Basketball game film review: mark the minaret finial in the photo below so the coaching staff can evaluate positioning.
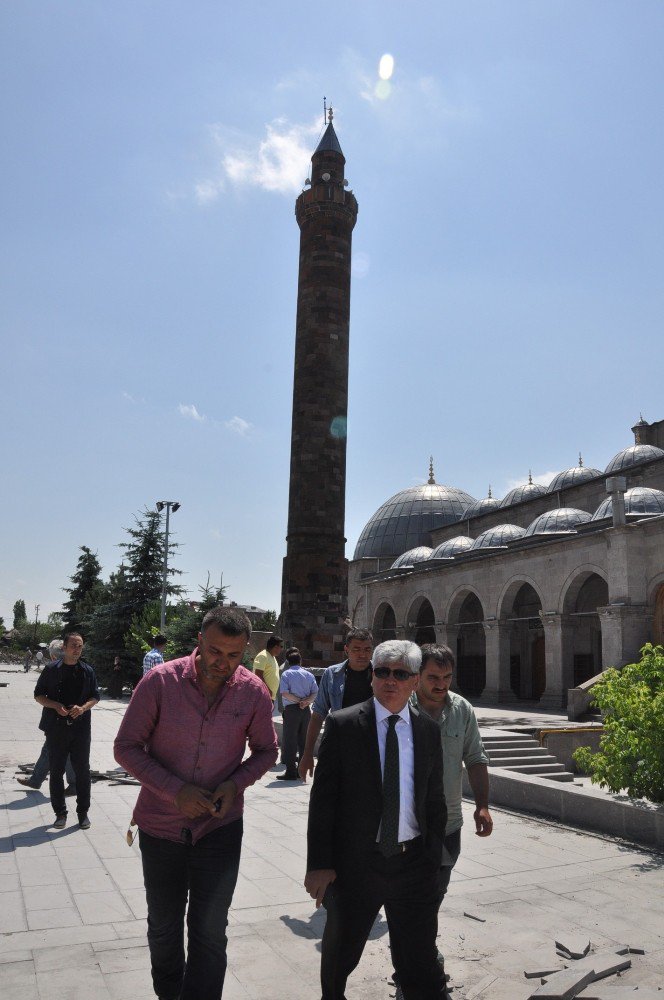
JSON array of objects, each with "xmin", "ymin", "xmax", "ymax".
[
  {"xmin": 579, "ymin": 452, "xmax": 583, "ymax": 467},
  {"xmin": 528, "ymin": 470, "xmax": 533, "ymax": 485},
  {"xmin": 328, "ymin": 104, "xmax": 334, "ymax": 123},
  {"xmin": 323, "ymin": 96, "xmax": 326, "ymax": 127},
  {"xmin": 428, "ymin": 456, "xmax": 435, "ymax": 485},
  {"xmin": 488, "ymin": 485, "xmax": 492, "ymax": 498}
]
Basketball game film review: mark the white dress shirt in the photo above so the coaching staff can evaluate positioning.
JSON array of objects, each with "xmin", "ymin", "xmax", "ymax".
[{"xmin": 374, "ymin": 698, "xmax": 421, "ymax": 843}]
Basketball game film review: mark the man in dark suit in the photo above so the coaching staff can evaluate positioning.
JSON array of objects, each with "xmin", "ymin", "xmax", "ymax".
[{"xmin": 305, "ymin": 639, "xmax": 449, "ymax": 1000}]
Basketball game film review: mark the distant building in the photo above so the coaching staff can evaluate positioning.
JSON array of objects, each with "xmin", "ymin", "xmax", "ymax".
[{"xmin": 348, "ymin": 417, "xmax": 664, "ymax": 709}]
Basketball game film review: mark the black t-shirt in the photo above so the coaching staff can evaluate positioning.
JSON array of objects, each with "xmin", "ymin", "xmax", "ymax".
[
  {"xmin": 342, "ymin": 664, "xmax": 373, "ymax": 708},
  {"xmin": 59, "ymin": 663, "xmax": 85, "ymax": 708}
]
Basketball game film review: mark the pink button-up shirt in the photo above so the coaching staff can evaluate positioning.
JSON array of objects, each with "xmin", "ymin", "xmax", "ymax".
[{"xmin": 114, "ymin": 649, "xmax": 278, "ymax": 844}]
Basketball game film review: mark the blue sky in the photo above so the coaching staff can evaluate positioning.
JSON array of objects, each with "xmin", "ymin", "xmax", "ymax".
[{"xmin": 2, "ymin": 1, "xmax": 663, "ymax": 626}]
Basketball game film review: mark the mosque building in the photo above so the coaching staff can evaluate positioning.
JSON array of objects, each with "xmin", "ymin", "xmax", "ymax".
[{"xmin": 348, "ymin": 417, "xmax": 664, "ymax": 710}]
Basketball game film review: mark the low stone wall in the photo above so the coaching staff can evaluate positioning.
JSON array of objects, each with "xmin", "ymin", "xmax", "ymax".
[
  {"xmin": 464, "ymin": 766, "xmax": 664, "ymax": 851},
  {"xmin": 540, "ymin": 728, "xmax": 603, "ymax": 773}
]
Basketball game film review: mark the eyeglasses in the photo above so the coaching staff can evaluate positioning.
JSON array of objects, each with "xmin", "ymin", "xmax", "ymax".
[{"xmin": 372, "ymin": 666, "xmax": 413, "ymax": 682}]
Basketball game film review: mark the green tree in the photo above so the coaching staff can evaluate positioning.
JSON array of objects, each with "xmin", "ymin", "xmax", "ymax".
[
  {"xmin": 574, "ymin": 644, "xmax": 664, "ymax": 803},
  {"xmin": 120, "ymin": 508, "xmax": 183, "ymax": 609},
  {"xmin": 253, "ymin": 610, "xmax": 278, "ymax": 631},
  {"xmin": 165, "ymin": 575, "xmax": 228, "ymax": 658},
  {"xmin": 13, "ymin": 599, "xmax": 27, "ymax": 627},
  {"xmin": 62, "ymin": 546, "xmax": 106, "ymax": 632}
]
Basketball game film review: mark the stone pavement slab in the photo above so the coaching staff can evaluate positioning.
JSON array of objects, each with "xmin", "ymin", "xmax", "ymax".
[{"xmin": 1, "ymin": 664, "xmax": 663, "ymax": 999}]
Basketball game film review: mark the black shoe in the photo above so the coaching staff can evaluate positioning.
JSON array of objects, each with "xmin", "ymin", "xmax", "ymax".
[
  {"xmin": 78, "ymin": 813, "xmax": 91, "ymax": 830},
  {"xmin": 64, "ymin": 786, "xmax": 77, "ymax": 797},
  {"xmin": 277, "ymin": 771, "xmax": 299, "ymax": 781},
  {"xmin": 53, "ymin": 813, "xmax": 67, "ymax": 829},
  {"xmin": 17, "ymin": 776, "xmax": 40, "ymax": 790}
]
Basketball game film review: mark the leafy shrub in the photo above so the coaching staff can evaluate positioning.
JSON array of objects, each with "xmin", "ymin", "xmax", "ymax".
[{"xmin": 573, "ymin": 644, "xmax": 664, "ymax": 803}]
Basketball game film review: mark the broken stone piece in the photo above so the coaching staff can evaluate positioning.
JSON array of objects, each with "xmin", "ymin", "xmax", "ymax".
[
  {"xmin": 567, "ymin": 951, "xmax": 631, "ymax": 982},
  {"xmin": 463, "ymin": 911, "xmax": 487, "ymax": 922},
  {"xmin": 525, "ymin": 966, "xmax": 565, "ymax": 980},
  {"xmin": 529, "ymin": 967, "xmax": 596, "ymax": 999},
  {"xmin": 554, "ymin": 936, "xmax": 591, "ymax": 960}
]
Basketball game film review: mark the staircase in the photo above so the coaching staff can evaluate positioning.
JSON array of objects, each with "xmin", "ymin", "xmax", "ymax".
[{"xmin": 482, "ymin": 731, "xmax": 576, "ymax": 782}]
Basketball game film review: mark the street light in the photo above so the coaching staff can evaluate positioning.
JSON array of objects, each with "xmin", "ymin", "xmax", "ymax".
[{"xmin": 156, "ymin": 501, "xmax": 181, "ymax": 631}]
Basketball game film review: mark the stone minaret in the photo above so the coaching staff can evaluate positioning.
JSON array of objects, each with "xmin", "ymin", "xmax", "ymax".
[{"xmin": 281, "ymin": 111, "xmax": 359, "ymax": 665}]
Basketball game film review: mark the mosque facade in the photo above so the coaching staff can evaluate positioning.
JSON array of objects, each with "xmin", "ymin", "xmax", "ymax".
[{"xmin": 348, "ymin": 417, "xmax": 664, "ymax": 709}]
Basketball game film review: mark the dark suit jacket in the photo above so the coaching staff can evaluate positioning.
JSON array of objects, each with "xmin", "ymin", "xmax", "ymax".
[{"xmin": 306, "ymin": 698, "xmax": 446, "ymax": 877}]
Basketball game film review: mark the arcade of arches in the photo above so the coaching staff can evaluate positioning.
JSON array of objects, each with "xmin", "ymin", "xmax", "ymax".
[{"xmin": 366, "ymin": 562, "xmax": 657, "ymax": 709}]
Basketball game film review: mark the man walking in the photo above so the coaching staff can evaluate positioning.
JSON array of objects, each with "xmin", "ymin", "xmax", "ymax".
[
  {"xmin": 305, "ymin": 639, "xmax": 449, "ymax": 1000},
  {"xmin": 33, "ymin": 633, "xmax": 100, "ymax": 829},
  {"xmin": 277, "ymin": 649, "xmax": 318, "ymax": 781},
  {"xmin": 114, "ymin": 606, "xmax": 278, "ymax": 1000},
  {"xmin": 143, "ymin": 634, "xmax": 167, "ymax": 676},
  {"xmin": 298, "ymin": 627, "xmax": 373, "ymax": 780}
]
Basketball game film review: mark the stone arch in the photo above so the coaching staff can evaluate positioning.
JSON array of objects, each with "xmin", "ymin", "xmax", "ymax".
[
  {"xmin": 499, "ymin": 579, "xmax": 545, "ymax": 700},
  {"xmin": 648, "ymin": 574, "xmax": 664, "ymax": 646},
  {"xmin": 406, "ymin": 594, "xmax": 436, "ymax": 646},
  {"xmin": 561, "ymin": 567, "xmax": 609, "ymax": 686},
  {"xmin": 455, "ymin": 591, "xmax": 486, "ymax": 698},
  {"xmin": 559, "ymin": 565, "xmax": 609, "ymax": 615},
  {"xmin": 372, "ymin": 601, "xmax": 397, "ymax": 643},
  {"xmin": 446, "ymin": 584, "xmax": 486, "ymax": 625}
]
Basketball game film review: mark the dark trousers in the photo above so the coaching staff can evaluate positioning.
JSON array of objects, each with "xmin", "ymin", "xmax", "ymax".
[
  {"xmin": 321, "ymin": 845, "xmax": 446, "ymax": 1000},
  {"xmin": 139, "ymin": 819, "xmax": 243, "ymax": 1000},
  {"xmin": 281, "ymin": 704, "xmax": 311, "ymax": 772},
  {"xmin": 46, "ymin": 722, "xmax": 91, "ymax": 817},
  {"xmin": 437, "ymin": 828, "xmax": 462, "ymax": 904}
]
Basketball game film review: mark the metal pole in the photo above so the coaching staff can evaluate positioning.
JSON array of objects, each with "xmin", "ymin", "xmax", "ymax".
[
  {"xmin": 160, "ymin": 504, "xmax": 170, "ymax": 632},
  {"xmin": 33, "ymin": 604, "xmax": 40, "ymax": 645}
]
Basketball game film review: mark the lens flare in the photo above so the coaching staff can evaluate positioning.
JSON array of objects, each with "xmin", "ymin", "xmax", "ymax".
[
  {"xmin": 375, "ymin": 80, "xmax": 392, "ymax": 101},
  {"xmin": 379, "ymin": 53, "xmax": 394, "ymax": 80},
  {"xmin": 330, "ymin": 416, "xmax": 347, "ymax": 439}
]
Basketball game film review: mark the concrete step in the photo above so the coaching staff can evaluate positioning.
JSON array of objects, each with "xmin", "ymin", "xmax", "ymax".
[
  {"xmin": 489, "ymin": 754, "xmax": 560, "ymax": 767},
  {"xmin": 503, "ymin": 762, "xmax": 566, "ymax": 774},
  {"xmin": 483, "ymin": 739, "xmax": 540, "ymax": 749},
  {"xmin": 488, "ymin": 746, "xmax": 550, "ymax": 758},
  {"xmin": 545, "ymin": 772, "xmax": 576, "ymax": 782}
]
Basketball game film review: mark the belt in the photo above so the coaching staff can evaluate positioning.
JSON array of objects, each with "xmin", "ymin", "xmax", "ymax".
[{"xmin": 375, "ymin": 835, "xmax": 423, "ymax": 856}]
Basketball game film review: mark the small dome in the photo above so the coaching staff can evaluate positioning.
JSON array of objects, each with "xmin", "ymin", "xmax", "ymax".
[
  {"xmin": 429, "ymin": 536, "xmax": 474, "ymax": 559},
  {"xmin": 525, "ymin": 507, "xmax": 592, "ymax": 537},
  {"xmin": 469, "ymin": 524, "xmax": 526, "ymax": 550},
  {"xmin": 500, "ymin": 475, "xmax": 547, "ymax": 508},
  {"xmin": 604, "ymin": 444, "xmax": 664, "ymax": 474},
  {"xmin": 592, "ymin": 486, "xmax": 664, "ymax": 521},
  {"xmin": 353, "ymin": 478, "xmax": 475, "ymax": 560},
  {"xmin": 390, "ymin": 546, "xmax": 433, "ymax": 569},
  {"xmin": 462, "ymin": 488, "xmax": 502, "ymax": 519},
  {"xmin": 547, "ymin": 458, "xmax": 602, "ymax": 493}
]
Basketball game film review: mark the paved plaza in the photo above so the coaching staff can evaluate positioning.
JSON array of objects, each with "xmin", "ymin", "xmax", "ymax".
[{"xmin": 1, "ymin": 665, "xmax": 663, "ymax": 999}]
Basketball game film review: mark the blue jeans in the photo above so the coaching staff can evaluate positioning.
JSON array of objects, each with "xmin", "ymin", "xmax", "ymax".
[
  {"xmin": 139, "ymin": 819, "xmax": 243, "ymax": 1000},
  {"xmin": 30, "ymin": 740, "xmax": 76, "ymax": 790}
]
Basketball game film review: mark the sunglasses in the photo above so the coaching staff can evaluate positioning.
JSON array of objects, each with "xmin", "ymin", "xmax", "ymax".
[{"xmin": 372, "ymin": 666, "xmax": 413, "ymax": 682}]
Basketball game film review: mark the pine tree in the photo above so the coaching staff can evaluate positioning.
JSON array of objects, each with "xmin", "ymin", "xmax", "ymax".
[
  {"xmin": 119, "ymin": 508, "xmax": 183, "ymax": 609},
  {"xmin": 13, "ymin": 599, "xmax": 27, "ymax": 627},
  {"xmin": 62, "ymin": 547, "xmax": 106, "ymax": 632}
]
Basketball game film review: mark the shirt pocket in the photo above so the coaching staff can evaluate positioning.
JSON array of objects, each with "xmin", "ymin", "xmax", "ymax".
[{"xmin": 441, "ymin": 732, "xmax": 464, "ymax": 775}]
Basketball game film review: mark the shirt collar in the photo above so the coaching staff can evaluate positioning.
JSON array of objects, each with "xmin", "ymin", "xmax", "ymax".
[{"xmin": 374, "ymin": 697, "xmax": 411, "ymax": 726}]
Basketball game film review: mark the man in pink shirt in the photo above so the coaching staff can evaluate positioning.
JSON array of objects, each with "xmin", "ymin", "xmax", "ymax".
[{"xmin": 114, "ymin": 606, "xmax": 278, "ymax": 1000}]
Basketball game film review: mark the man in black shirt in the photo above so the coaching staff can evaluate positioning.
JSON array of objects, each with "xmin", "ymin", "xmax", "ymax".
[
  {"xmin": 298, "ymin": 628, "xmax": 373, "ymax": 780},
  {"xmin": 34, "ymin": 632, "xmax": 100, "ymax": 830}
]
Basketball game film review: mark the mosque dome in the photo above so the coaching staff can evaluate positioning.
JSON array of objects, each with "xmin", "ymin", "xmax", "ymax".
[
  {"xmin": 429, "ymin": 535, "xmax": 474, "ymax": 559},
  {"xmin": 390, "ymin": 546, "xmax": 433, "ymax": 569},
  {"xmin": 547, "ymin": 456, "xmax": 602, "ymax": 493},
  {"xmin": 604, "ymin": 444, "xmax": 664, "ymax": 474},
  {"xmin": 353, "ymin": 460, "xmax": 475, "ymax": 559},
  {"xmin": 500, "ymin": 474, "xmax": 547, "ymax": 508},
  {"xmin": 469, "ymin": 524, "xmax": 526, "ymax": 551},
  {"xmin": 592, "ymin": 486, "xmax": 664, "ymax": 522},
  {"xmin": 461, "ymin": 488, "xmax": 502, "ymax": 519},
  {"xmin": 524, "ymin": 508, "xmax": 592, "ymax": 537}
]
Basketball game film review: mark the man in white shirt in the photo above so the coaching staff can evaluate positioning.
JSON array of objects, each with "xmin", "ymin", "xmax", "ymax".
[{"xmin": 305, "ymin": 639, "xmax": 449, "ymax": 1000}]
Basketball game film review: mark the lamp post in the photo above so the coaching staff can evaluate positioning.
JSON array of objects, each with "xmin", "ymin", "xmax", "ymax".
[{"xmin": 156, "ymin": 501, "xmax": 180, "ymax": 631}]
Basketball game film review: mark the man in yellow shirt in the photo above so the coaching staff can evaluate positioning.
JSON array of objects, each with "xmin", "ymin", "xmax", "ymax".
[{"xmin": 253, "ymin": 635, "xmax": 283, "ymax": 703}]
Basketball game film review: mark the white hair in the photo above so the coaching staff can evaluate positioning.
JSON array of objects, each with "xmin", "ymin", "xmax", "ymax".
[
  {"xmin": 372, "ymin": 639, "xmax": 421, "ymax": 675},
  {"xmin": 48, "ymin": 639, "xmax": 64, "ymax": 660}
]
